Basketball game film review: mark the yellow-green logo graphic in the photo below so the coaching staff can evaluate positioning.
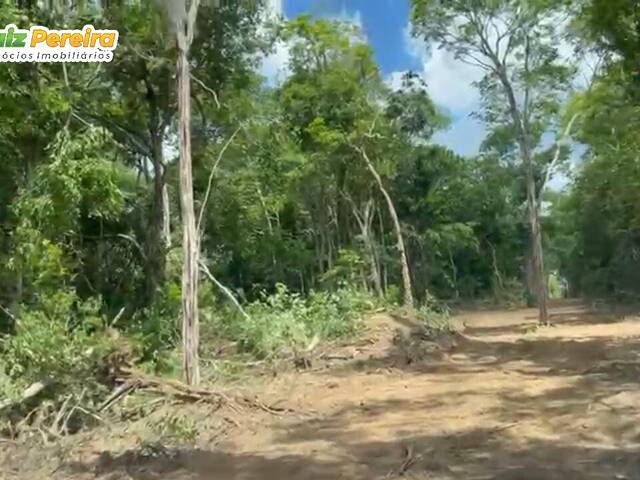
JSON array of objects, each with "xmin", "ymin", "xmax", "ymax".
[{"xmin": 0, "ymin": 24, "xmax": 119, "ymax": 62}]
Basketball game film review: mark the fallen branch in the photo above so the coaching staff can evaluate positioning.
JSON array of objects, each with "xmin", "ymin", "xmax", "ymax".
[
  {"xmin": 98, "ymin": 379, "xmax": 140, "ymax": 413},
  {"xmin": 116, "ymin": 368, "xmax": 293, "ymax": 416},
  {"xmin": 385, "ymin": 444, "xmax": 427, "ymax": 478},
  {"xmin": 109, "ymin": 307, "xmax": 126, "ymax": 328},
  {"xmin": 0, "ymin": 381, "xmax": 49, "ymax": 412},
  {"xmin": 51, "ymin": 394, "xmax": 72, "ymax": 436}
]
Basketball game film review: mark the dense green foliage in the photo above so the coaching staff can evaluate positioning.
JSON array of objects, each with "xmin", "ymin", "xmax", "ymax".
[
  {"xmin": 545, "ymin": 1, "xmax": 640, "ymax": 299},
  {"xmin": 1, "ymin": 0, "xmax": 639, "ymax": 436}
]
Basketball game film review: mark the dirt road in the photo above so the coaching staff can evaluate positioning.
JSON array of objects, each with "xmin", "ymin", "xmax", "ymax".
[{"xmin": 7, "ymin": 301, "xmax": 640, "ymax": 479}]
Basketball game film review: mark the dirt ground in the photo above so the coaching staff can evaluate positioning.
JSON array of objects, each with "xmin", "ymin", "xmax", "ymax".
[{"xmin": 4, "ymin": 300, "xmax": 640, "ymax": 479}]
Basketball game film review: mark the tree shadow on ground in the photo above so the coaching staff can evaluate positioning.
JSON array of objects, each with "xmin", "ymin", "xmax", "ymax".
[
  {"xmin": 63, "ymin": 399, "xmax": 640, "ymax": 480},
  {"xmin": 61, "ymin": 302, "xmax": 640, "ymax": 480},
  {"xmin": 324, "ymin": 301, "xmax": 640, "ymax": 380}
]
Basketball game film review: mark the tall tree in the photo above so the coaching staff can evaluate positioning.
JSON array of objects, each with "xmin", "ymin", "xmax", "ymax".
[
  {"xmin": 168, "ymin": 0, "xmax": 201, "ymax": 385},
  {"xmin": 411, "ymin": 0, "xmax": 576, "ymax": 323},
  {"xmin": 93, "ymin": 4, "xmax": 174, "ymax": 303}
]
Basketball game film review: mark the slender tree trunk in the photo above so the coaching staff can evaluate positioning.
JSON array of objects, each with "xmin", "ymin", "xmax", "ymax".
[
  {"xmin": 377, "ymin": 206, "xmax": 388, "ymax": 294},
  {"xmin": 356, "ymin": 147, "xmax": 414, "ymax": 308},
  {"xmin": 176, "ymin": 26, "xmax": 200, "ymax": 386},
  {"xmin": 145, "ymin": 132, "xmax": 166, "ymax": 301},
  {"xmin": 366, "ymin": 233, "xmax": 383, "ymax": 297},
  {"xmin": 497, "ymin": 68, "xmax": 548, "ymax": 324},
  {"xmin": 524, "ymin": 241, "xmax": 536, "ymax": 306},
  {"xmin": 162, "ymin": 183, "xmax": 171, "ymax": 248},
  {"xmin": 346, "ymin": 195, "xmax": 383, "ymax": 297},
  {"xmin": 527, "ymin": 176, "xmax": 549, "ymax": 322},
  {"xmin": 448, "ymin": 247, "xmax": 459, "ymax": 300}
]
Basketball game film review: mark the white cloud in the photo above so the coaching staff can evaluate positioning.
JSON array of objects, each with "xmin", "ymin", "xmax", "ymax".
[
  {"xmin": 389, "ymin": 25, "xmax": 486, "ymax": 156},
  {"xmin": 258, "ymin": 0, "xmax": 290, "ymax": 85},
  {"xmin": 401, "ymin": 25, "xmax": 483, "ymax": 116},
  {"xmin": 331, "ymin": 7, "xmax": 363, "ymax": 28},
  {"xmin": 328, "ymin": 8, "xmax": 366, "ymax": 43},
  {"xmin": 433, "ymin": 115, "xmax": 486, "ymax": 157},
  {"xmin": 265, "ymin": 0, "xmax": 282, "ymax": 16},
  {"xmin": 260, "ymin": 41, "xmax": 291, "ymax": 85},
  {"xmin": 258, "ymin": 4, "xmax": 367, "ymax": 86}
]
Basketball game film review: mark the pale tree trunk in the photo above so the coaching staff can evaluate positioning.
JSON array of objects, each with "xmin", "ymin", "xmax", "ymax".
[
  {"xmin": 448, "ymin": 247, "xmax": 459, "ymax": 300},
  {"xmin": 528, "ymin": 185, "xmax": 548, "ymax": 322},
  {"xmin": 344, "ymin": 194, "xmax": 383, "ymax": 298},
  {"xmin": 470, "ymin": 23, "xmax": 549, "ymax": 323},
  {"xmin": 377, "ymin": 206, "xmax": 388, "ymax": 294},
  {"xmin": 497, "ymin": 67, "xmax": 549, "ymax": 324},
  {"xmin": 355, "ymin": 147, "xmax": 414, "ymax": 308},
  {"xmin": 162, "ymin": 183, "xmax": 171, "ymax": 248},
  {"xmin": 175, "ymin": 0, "xmax": 201, "ymax": 385}
]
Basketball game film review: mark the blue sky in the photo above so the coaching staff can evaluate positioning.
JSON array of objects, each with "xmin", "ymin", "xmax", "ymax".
[
  {"xmin": 262, "ymin": 0, "xmax": 487, "ymax": 157},
  {"xmin": 284, "ymin": 0, "xmax": 421, "ymax": 75}
]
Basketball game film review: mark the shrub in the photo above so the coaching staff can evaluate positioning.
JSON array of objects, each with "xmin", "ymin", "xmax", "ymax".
[
  {"xmin": 415, "ymin": 291, "xmax": 456, "ymax": 334},
  {"xmin": 205, "ymin": 284, "xmax": 376, "ymax": 359},
  {"xmin": 492, "ymin": 277, "xmax": 526, "ymax": 308},
  {"xmin": 128, "ymin": 281, "xmax": 182, "ymax": 370},
  {"xmin": 148, "ymin": 412, "xmax": 199, "ymax": 446},
  {"xmin": 0, "ymin": 290, "xmax": 121, "ymax": 429}
]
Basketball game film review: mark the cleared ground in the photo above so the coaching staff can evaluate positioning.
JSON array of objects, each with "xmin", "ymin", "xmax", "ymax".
[{"xmin": 4, "ymin": 300, "xmax": 640, "ymax": 479}]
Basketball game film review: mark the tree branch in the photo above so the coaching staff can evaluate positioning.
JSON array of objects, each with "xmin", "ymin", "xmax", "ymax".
[
  {"xmin": 186, "ymin": 0, "xmax": 202, "ymax": 47},
  {"xmin": 199, "ymin": 261, "xmax": 251, "ymax": 321},
  {"xmin": 191, "ymin": 74, "xmax": 221, "ymax": 109},
  {"xmin": 0, "ymin": 303, "xmax": 16, "ymax": 323},
  {"xmin": 539, "ymin": 112, "xmax": 580, "ymax": 200},
  {"xmin": 196, "ymin": 127, "xmax": 241, "ymax": 235}
]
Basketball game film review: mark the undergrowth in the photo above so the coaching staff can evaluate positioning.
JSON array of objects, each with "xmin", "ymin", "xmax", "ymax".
[
  {"xmin": 0, "ymin": 282, "xmax": 380, "ymax": 439},
  {"xmin": 415, "ymin": 291, "xmax": 458, "ymax": 334},
  {"xmin": 205, "ymin": 283, "xmax": 378, "ymax": 360}
]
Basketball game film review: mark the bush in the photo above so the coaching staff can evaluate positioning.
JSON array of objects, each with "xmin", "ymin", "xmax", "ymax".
[
  {"xmin": 0, "ymin": 290, "xmax": 121, "ymax": 428},
  {"xmin": 492, "ymin": 277, "xmax": 526, "ymax": 308},
  {"xmin": 128, "ymin": 281, "xmax": 182, "ymax": 370},
  {"xmin": 205, "ymin": 284, "xmax": 377, "ymax": 359},
  {"xmin": 415, "ymin": 291, "xmax": 456, "ymax": 334}
]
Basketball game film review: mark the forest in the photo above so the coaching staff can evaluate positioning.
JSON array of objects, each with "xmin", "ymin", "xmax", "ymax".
[{"xmin": 1, "ymin": 0, "xmax": 640, "ymax": 478}]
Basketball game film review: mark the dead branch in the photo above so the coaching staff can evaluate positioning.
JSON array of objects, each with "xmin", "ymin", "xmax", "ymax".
[
  {"xmin": 539, "ymin": 112, "xmax": 580, "ymax": 202},
  {"xmin": 116, "ymin": 368, "xmax": 293, "ymax": 416},
  {"xmin": 191, "ymin": 74, "xmax": 221, "ymax": 109},
  {"xmin": 110, "ymin": 307, "xmax": 126, "ymax": 328},
  {"xmin": 0, "ymin": 302, "xmax": 16, "ymax": 322},
  {"xmin": 385, "ymin": 443, "xmax": 426, "ymax": 478},
  {"xmin": 0, "ymin": 381, "xmax": 49, "ymax": 412},
  {"xmin": 51, "ymin": 394, "xmax": 72, "ymax": 436},
  {"xmin": 199, "ymin": 260, "xmax": 251, "ymax": 321},
  {"xmin": 98, "ymin": 379, "xmax": 140, "ymax": 413},
  {"xmin": 196, "ymin": 126, "xmax": 241, "ymax": 235}
]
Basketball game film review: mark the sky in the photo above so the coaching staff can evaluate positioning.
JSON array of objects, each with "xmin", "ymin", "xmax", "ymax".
[{"xmin": 263, "ymin": 0, "xmax": 487, "ymax": 157}]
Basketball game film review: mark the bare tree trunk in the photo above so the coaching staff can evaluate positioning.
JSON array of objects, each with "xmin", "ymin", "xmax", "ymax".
[
  {"xmin": 488, "ymin": 240, "xmax": 505, "ymax": 293},
  {"xmin": 377, "ymin": 206, "xmax": 388, "ymax": 294},
  {"xmin": 162, "ymin": 183, "xmax": 171, "ymax": 248},
  {"xmin": 496, "ymin": 66, "xmax": 548, "ymax": 324},
  {"xmin": 527, "ymin": 179, "xmax": 548, "ymax": 322},
  {"xmin": 145, "ymin": 132, "xmax": 166, "ymax": 301},
  {"xmin": 176, "ymin": 14, "xmax": 200, "ymax": 386},
  {"xmin": 344, "ymin": 195, "xmax": 383, "ymax": 297},
  {"xmin": 448, "ymin": 247, "xmax": 459, "ymax": 300},
  {"xmin": 355, "ymin": 146, "xmax": 414, "ymax": 308}
]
